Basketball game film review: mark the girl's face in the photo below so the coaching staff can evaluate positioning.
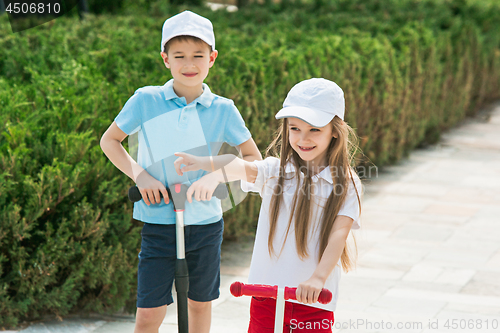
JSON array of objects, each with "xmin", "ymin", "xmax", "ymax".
[{"xmin": 288, "ymin": 118, "xmax": 337, "ymax": 170}]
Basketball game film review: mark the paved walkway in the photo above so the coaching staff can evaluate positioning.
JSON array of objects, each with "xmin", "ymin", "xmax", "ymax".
[{"xmin": 11, "ymin": 102, "xmax": 500, "ymax": 332}]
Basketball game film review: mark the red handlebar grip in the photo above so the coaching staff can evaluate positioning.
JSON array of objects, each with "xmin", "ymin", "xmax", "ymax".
[
  {"xmin": 230, "ymin": 281, "xmax": 243, "ymax": 297},
  {"xmin": 318, "ymin": 289, "xmax": 333, "ymax": 304},
  {"xmin": 230, "ymin": 282, "xmax": 332, "ymax": 304},
  {"xmin": 230, "ymin": 282, "xmax": 277, "ymax": 298},
  {"xmin": 284, "ymin": 287, "xmax": 332, "ymax": 304}
]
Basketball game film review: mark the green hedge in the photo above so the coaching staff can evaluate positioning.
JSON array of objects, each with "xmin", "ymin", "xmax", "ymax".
[{"xmin": 1, "ymin": 0, "xmax": 500, "ymax": 327}]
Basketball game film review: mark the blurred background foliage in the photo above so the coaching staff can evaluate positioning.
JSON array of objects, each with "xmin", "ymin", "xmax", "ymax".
[{"xmin": 1, "ymin": 0, "xmax": 499, "ymax": 328}]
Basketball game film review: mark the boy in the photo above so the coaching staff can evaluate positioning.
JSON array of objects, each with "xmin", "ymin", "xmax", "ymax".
[{"xmin": 100, "ymin": 11, "xmax": 261, "ymax": 333}]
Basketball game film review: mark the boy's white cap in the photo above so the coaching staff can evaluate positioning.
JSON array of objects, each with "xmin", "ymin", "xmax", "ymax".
[
  {"xmin": 161, "ymin": 11, "xmax": 215, "ymax": 52},
  {"xmin": 275, "ymin": 78, "xmax": 345, "ymax": 127}
]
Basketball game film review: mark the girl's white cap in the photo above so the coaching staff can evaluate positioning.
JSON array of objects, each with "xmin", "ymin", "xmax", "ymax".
[
  {"xmin": 275, "ymin": 78, "xmax": 345, "ymax": 127},
  {"xmin": 161, "ymin": 11, "xmax": 215, "ymax": 52}
]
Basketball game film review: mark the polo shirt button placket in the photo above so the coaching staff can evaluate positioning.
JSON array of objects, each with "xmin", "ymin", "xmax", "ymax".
[{"xmin": 179, "ymin": 105, "xmax": 192, "ymax": 128}]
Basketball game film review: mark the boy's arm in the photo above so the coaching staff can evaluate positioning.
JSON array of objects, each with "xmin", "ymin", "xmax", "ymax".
[
  {"xmin": 100, "ymin": 121, "xmax": 169, "ymax": 205},
  {"xmin": 295, "ymin": 215, "xmax": 354, "ymax": 304},
  {"xmin": 236, "ymin": 138, "xmax": 262, "ymax": 162}
]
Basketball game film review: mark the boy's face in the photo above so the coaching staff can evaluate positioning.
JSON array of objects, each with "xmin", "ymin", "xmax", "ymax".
[{"xmin": 161, "ymin": 39, "xmax": 218, "ymax": 91}]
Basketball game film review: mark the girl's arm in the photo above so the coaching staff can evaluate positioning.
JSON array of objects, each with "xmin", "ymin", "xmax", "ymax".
[
  {"xmin": 296, "ymin": 215, "xmax": 354, "ymax": 304},
  {"xmin": 173, "ymin": 152, "xmax": 258, "ymax": 203}
]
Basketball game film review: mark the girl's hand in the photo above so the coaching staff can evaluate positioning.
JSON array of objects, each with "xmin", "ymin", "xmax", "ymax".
[
  {"xmin": 186, "ymin": 173, "xmax": 221, "ymax": 203},
  {"xmin": 174, "ymin": 152, "xmax": 210, "ymax": 176},
  {"xmin": 296, "ymin": 276, "xmax": 325, "ymax": 304},
  {"xmin": 135, "ymin": 171, "xmax": 169, "ymax": 206}
]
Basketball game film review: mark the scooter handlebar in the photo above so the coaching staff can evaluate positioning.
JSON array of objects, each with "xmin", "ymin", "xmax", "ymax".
[
  {"xmin": 128, "ymin": 183, "xmax": 228, "ymax": 203},
  {"xmin": 230, "ymin": 282, "xmax": 332, "ymax": 305}
]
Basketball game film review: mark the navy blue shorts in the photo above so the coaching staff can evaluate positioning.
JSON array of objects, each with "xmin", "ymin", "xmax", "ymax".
[{"xmin": 136, "ymin": 218, "xmax": 224, "ymax": 308}]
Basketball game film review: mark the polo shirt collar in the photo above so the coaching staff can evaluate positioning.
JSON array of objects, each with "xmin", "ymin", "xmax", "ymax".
[
  {"xmin": 163, "ymin": 79, "xmax": 214, "ymax": 108},
  {"xmin": 284, "ymin": 158, "xmax": 333, "ymax": 184}
]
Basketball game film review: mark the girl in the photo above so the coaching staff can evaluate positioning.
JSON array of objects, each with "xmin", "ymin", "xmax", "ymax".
[{"xmin": 174, "ymin": 78, "xmax": 362, "ymax": 332}]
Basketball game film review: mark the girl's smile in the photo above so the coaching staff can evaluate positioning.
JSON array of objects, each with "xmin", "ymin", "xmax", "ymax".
[{"xmin": 298, "ymin": 145, "xmax": 316, "ymax": 151}]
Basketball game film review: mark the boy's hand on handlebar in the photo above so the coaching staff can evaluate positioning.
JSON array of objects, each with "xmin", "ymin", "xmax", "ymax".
[
  {"xmin": 135, "ymin": 172, "xmax": 169, "ymax": 205},
  {"xmin": 296, "ymin": 276, "xmax": 325, "ymax": 304},
  {"xmin": 186, "ymin": 173, "xmax": 220, "ymax": 204},
  {"xmin": 174, "ymin": 152, "xmax": 210, "ymax": 176}
]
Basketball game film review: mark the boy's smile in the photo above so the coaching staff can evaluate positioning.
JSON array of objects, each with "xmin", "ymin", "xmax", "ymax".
[{"xmin": 161, "ymin": 39, "xmax": 218, "ymax": 104}]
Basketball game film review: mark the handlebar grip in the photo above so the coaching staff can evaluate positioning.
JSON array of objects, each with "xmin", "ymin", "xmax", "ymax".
[
  {"xmin": 128, "ymin": 184, "xmax": 228, "ymax": 203},
  {"xmin": 230, "ymin": 282, "xmax": 277, "ymax": 298},
  {"xmin": 230, "ymin": 282, "xmax": 333, "ymax": 305},
  {"xmin": 284, "ymin": 287, "xmax": 332, "ymax": 304}
]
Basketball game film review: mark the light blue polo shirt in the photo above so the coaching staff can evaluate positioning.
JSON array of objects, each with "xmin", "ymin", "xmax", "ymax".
[{"xmin": 114, "ymin": 79, "xmax": 252, "ymax": 225}]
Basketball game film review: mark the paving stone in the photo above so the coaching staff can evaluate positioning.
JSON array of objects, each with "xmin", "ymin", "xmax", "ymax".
[
  {"xmin": 443, "ymin": 302, "xmax": 500, "ymax": 317},
  {"xmin": 425, "ymin": 248, "xmax": 491, "ymax": 268},
  {"xmin": 362, "ymin": 194, "xmax": 433, "ymax": 213},
  {"xmin": 338, "ymin": 277, "xmax": 395, "ymax": 312},
  {"xmin": 484, "ymin": 250, "xmax": 500, "ymax": 272},
  {"xmin": 461, "ymin": 271, "xmax": 500, "ymax": 298},
  {"xmin": 387, "ymin": 288, "xmax": 500, "ymax": 308},
  {"xmin": 433, "ymin": 268, "xmax": 476, "ymax": 287},
  {"xmin": 390, "ymin": 222, "xmax": 455, "ymax": 242},
  {"xmin": 438, "ymin": 187, "xmax": 500, "ymax": 205},
  {"xmin": 410, "ymin": 212, "xmax": 470, "ymax": 226},
  {"xmin": 92, "ymin": 322, "xmax": 134, "ymax": 333},
  {"xmin": 355, "ymin": 229, "xmax": 395, "ymax": 244},
  {"xmin": 359, "ymin": 242, "xmax": 430, "ymax": 269},
  {"xmin": 359, "ymin": 210, "xmax": 412, "ymax": 227},
  {"xmin": 378, "ymin": 181, "xmax": 450, "ymax": 197},
  {"xmin": 368, "ymin": 293, "xmax": 446, "ymax": 320},
  {"xmin": 442, "ymin": 232, "xmax": 500, "ymax": 250},
  {"xmin": 347, "ymin": 266, "xmax": 407, "ymax": 281},
  {"xmin": 19, "ymin": 319, "xmax": 107, "ymax": 333},
  {"xmin": 422, "ymin": 204, "xmax": 480, "ymax": 217},
  {"xmin": 402, "ymin": 263, "xmax": 445, "ymax": 282}
]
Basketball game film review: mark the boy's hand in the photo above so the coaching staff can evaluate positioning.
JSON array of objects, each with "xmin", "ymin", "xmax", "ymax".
[
  {"xmin": 135, "ymin": 172, "xmax": 169, "ymax": 206},
  {"xmin": 174, "ymin": 152, "xmax": 210, "ymax": 176},
  {"xmin": 296, "ymin": 276, "xmax": 325, "ymax": 304},
  {"xmin": 186, "ymin": 173, "xmax": 220, "ymax": 203}
]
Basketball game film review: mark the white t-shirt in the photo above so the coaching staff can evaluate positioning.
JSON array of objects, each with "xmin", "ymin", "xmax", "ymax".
[{"xmin": 243, "ymin": 157, "xmax": 362, "ymax": 312}]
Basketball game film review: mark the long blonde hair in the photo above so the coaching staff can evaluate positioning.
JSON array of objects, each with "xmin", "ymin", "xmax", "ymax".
[{"xmin": 266, "ymin": 116, "xmax": 362, "ymax": 273}]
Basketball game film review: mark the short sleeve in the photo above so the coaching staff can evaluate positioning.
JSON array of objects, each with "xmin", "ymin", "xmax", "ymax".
[
  {"xmin": 241, "ymin": 157, "xmax": 281, "ymax": 196},
  {"xmin": 337, "ymin": 172, "xmax": 363, "ymax": 229},
  {"xmin": 114, "ymin": 90, "xmax": 143, "ymax": 135},
  {"xmin": 223, "ymin": 101, "xmax": 252, "ymax": 147}
]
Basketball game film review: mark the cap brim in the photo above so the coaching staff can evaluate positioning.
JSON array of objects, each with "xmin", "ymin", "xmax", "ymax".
[
  {"xmin": 275, "ymin": 106, "xmax": 334, "ymax": 128},
  {"xmin": 161, "ymin": 32, "xmax": 215, "ymax": 52}
]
